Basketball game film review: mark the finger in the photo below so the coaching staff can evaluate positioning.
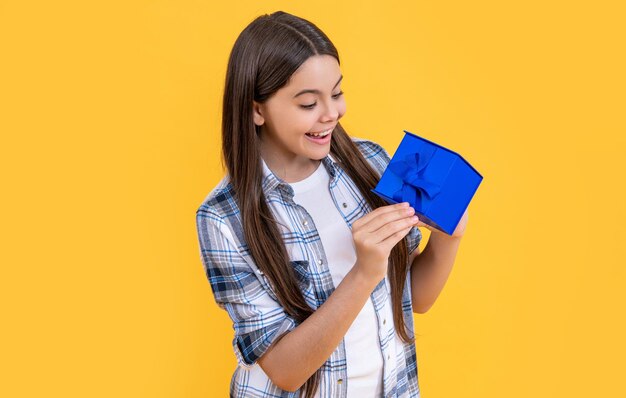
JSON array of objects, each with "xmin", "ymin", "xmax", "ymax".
[
  {"xmin": 356, "ymin": 202, "xmax": 409, "ymax": 230},
  {"xmin": 415, "ymin": 220, "xmax": 429, "ymax": 229},
  {"xmin": 372, "ymin": 216, "xmax": 419, "ymax": 244},
  {"xmin": 356, "ymin": 202, "xmax": 409, "ymax": 229},
  {"xmin": 380, "ymin": 225, "xmax": 414, "ymax": 249},
  {"xmin": 366, "ymin": 206, "xmax": 417, "ymax": 234}
]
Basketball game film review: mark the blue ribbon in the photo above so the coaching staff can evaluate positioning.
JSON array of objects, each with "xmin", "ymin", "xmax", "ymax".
[{"xmin": 388, "ymin": 150, "xmax": 442, "ymax": 208}]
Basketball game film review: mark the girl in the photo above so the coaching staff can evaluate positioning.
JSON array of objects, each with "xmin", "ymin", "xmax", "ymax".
[{"xmin": 196, "ymin": 11, "xmax": 467, "ymax": 398}]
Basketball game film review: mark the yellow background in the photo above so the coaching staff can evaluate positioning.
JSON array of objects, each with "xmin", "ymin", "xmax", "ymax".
[{"xmin": 2, "ymin": 1, "xmax": 625, "ymax": 397}]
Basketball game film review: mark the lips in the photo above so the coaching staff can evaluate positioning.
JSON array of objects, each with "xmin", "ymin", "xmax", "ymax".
[
  {"xmin": 304, "ymin": 128, "xmax": 333, "ymax": 145},
  {"xmin": 305, "ymin": 125, "xmax": 335, "ymax": 138}
]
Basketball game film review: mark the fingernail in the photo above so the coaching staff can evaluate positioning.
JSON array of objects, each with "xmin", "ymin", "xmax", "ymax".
[{"xmin": 401, "ymin": 202, "xmax": 410, "ymax": 207}]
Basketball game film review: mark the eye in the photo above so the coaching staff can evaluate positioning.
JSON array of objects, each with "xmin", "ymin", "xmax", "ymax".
[{"xmin": 299, "ymin": 91, "xmax": 344, "ymax": 110}]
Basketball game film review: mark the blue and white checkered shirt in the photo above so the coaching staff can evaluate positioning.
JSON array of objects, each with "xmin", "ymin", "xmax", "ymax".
[{"xmin": 196, "ymin": 137, "xmax": 423, "ymax": 397}]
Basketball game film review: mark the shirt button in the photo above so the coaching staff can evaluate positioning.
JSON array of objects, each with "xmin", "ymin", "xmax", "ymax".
[
  {"xmin": 387, "ymin": 354, "xmax": 391, "ymax": 360},
  {"xmin": 303, "ymin": 220, "xmax": 308, "ymax": 226},
  {"xmin": 342, "ymin": 202, "xmax": 348, "ymax": 208},
  {"xmin": 337, "ymin": 379, "xmax": 343, "ymax": 384},
  {"xmin": 383, "ymin": 318, "xmax": 386, "ymax": 325},
  {"xmin": 317, "ymin": 259, "xmax": 323, "ymax": 265}
]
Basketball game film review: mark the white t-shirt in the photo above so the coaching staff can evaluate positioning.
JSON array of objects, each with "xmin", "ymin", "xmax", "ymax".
[{"xmin": 289, "ymin": 161, "xmax": 384, "ymax": 397}]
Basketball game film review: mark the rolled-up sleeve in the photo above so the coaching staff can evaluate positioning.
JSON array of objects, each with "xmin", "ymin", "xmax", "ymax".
[{"xmin": 196, "ymin": 207, "xmax": 297, "ymax": 368}]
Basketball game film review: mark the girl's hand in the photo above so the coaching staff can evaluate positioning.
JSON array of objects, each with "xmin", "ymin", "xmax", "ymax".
[
  {"xmin": 415, "ymin": 208, "xmax": 468, "ymax": 238},
  {"xmin": 351, "ymin": 202, "xmax": 419, "ymax": 283}
]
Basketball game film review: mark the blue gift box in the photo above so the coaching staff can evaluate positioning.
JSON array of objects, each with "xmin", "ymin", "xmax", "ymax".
[{"xmin": 372, "ymin": 130, "xmax": 483, "ymax": 235}]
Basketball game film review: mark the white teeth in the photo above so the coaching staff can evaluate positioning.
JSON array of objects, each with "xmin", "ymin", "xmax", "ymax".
[{"xmin": 307, "ymin": 128, "xmax": 332, "ymax": 137}]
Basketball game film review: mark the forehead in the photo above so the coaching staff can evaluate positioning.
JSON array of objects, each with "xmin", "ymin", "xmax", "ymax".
[{"xmin": 285, "ymin": 55, "xmax": 341, "ymax": 90}]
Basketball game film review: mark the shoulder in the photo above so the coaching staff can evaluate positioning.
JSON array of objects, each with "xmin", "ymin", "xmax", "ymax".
[
  {"xmin": 351, "ymin": 136, "xmax": 391, "ymax": 160},
  {"xmin": 195, "ymin": 175, "xmax": 240, "ymax": 235},
  {"xmin": 350, "ymin": 136, "xmax": 392, "ymax": 177},
  {"xmin": 196, "ymin": 175, "xmax": 236, "ymax": 215},
  {"xmin": 195, "ymin": 175, "xmax": 250, "ymax": 269}
]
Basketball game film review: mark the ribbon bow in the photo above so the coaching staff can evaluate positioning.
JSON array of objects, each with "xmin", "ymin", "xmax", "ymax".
[{"xmin": 388, "ymin": 150, "xmax": 441, "ymax": 208}]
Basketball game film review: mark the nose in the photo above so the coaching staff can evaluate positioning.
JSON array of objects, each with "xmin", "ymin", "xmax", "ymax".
[{"xmin": 320, "ymin": 101, "xmax": 339, "ymax": 122}]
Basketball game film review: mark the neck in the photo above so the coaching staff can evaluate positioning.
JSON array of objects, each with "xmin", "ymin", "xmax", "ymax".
[
  {"xmin": 262, "ymin": 155, "xmax": 321, "ymax": 183},
  {"xmin": 258, "ymin": 133, "xmax": 323, "ymax": 183}
]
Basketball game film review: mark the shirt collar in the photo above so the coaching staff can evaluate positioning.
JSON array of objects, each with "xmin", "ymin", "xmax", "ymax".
[{"xmin": 261, "ymin": 153, "xmax": 339, "ymax": 199}]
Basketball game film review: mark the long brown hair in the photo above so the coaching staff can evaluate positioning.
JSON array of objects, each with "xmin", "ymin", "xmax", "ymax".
[{"xmin": 221, "ymin": 11, "xmax": 412, "ymax": 397}]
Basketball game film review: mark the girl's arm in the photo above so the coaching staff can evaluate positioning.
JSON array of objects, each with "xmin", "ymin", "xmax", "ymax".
[
  {"xmin": 258, "ymin": 202, "xmax": 417, "ymax": 392},
  {"xmin": 410, "ymin": 232, "xmax": 462, "ymax": 313},
  {"xmin": 258, "ymin": 264, "xmax": 381, "ymax": 391},
  {"xmin": 410, "ymin": 209, "xmax": 468, "ymax": 313}
]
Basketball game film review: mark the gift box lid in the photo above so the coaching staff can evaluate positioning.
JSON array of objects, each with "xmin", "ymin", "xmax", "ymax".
[{"xmin": 400, "ymin": 130, "xmax": 482, "ymax": 176}]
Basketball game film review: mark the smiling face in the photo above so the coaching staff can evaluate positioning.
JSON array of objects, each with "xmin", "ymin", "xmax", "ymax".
[{"xmin": 253, "ymin": 54, "xmax": 347, "ymax": 183}]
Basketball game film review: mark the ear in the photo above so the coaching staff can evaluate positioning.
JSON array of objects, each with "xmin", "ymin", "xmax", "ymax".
[{"xmin": 252, "ymin": 101, "xmax": 265, "ymax": 126}]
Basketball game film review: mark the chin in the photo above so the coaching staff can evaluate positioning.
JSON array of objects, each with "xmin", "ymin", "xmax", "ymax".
[
  {"xmin": 308, "ymin": 147, "xmax": 331, "ymax": 160},
  {"xmin": 300, "ymin": 140, "xmax": 331, "ymax": 158}
]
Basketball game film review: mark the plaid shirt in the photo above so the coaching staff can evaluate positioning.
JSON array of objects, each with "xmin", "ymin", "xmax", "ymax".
[{"xmin": 196, "ymin": 137, "xmax": 423, "ymax": 397}]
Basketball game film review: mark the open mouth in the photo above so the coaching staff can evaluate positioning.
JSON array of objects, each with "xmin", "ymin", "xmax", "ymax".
[{"xmin": 305, "ymin": 127, "xmax": 333, "ymax": 140}]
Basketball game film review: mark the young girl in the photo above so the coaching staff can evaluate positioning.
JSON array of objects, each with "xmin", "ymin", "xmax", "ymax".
[{"xmin": 196, "ymin": 11, "xmax": 467, "ymax": 398}]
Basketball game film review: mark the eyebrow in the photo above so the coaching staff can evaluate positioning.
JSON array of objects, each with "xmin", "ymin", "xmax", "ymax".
[{"xmin": 293, "ymin": 75, "xmax": 343, "ymax": 98}]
